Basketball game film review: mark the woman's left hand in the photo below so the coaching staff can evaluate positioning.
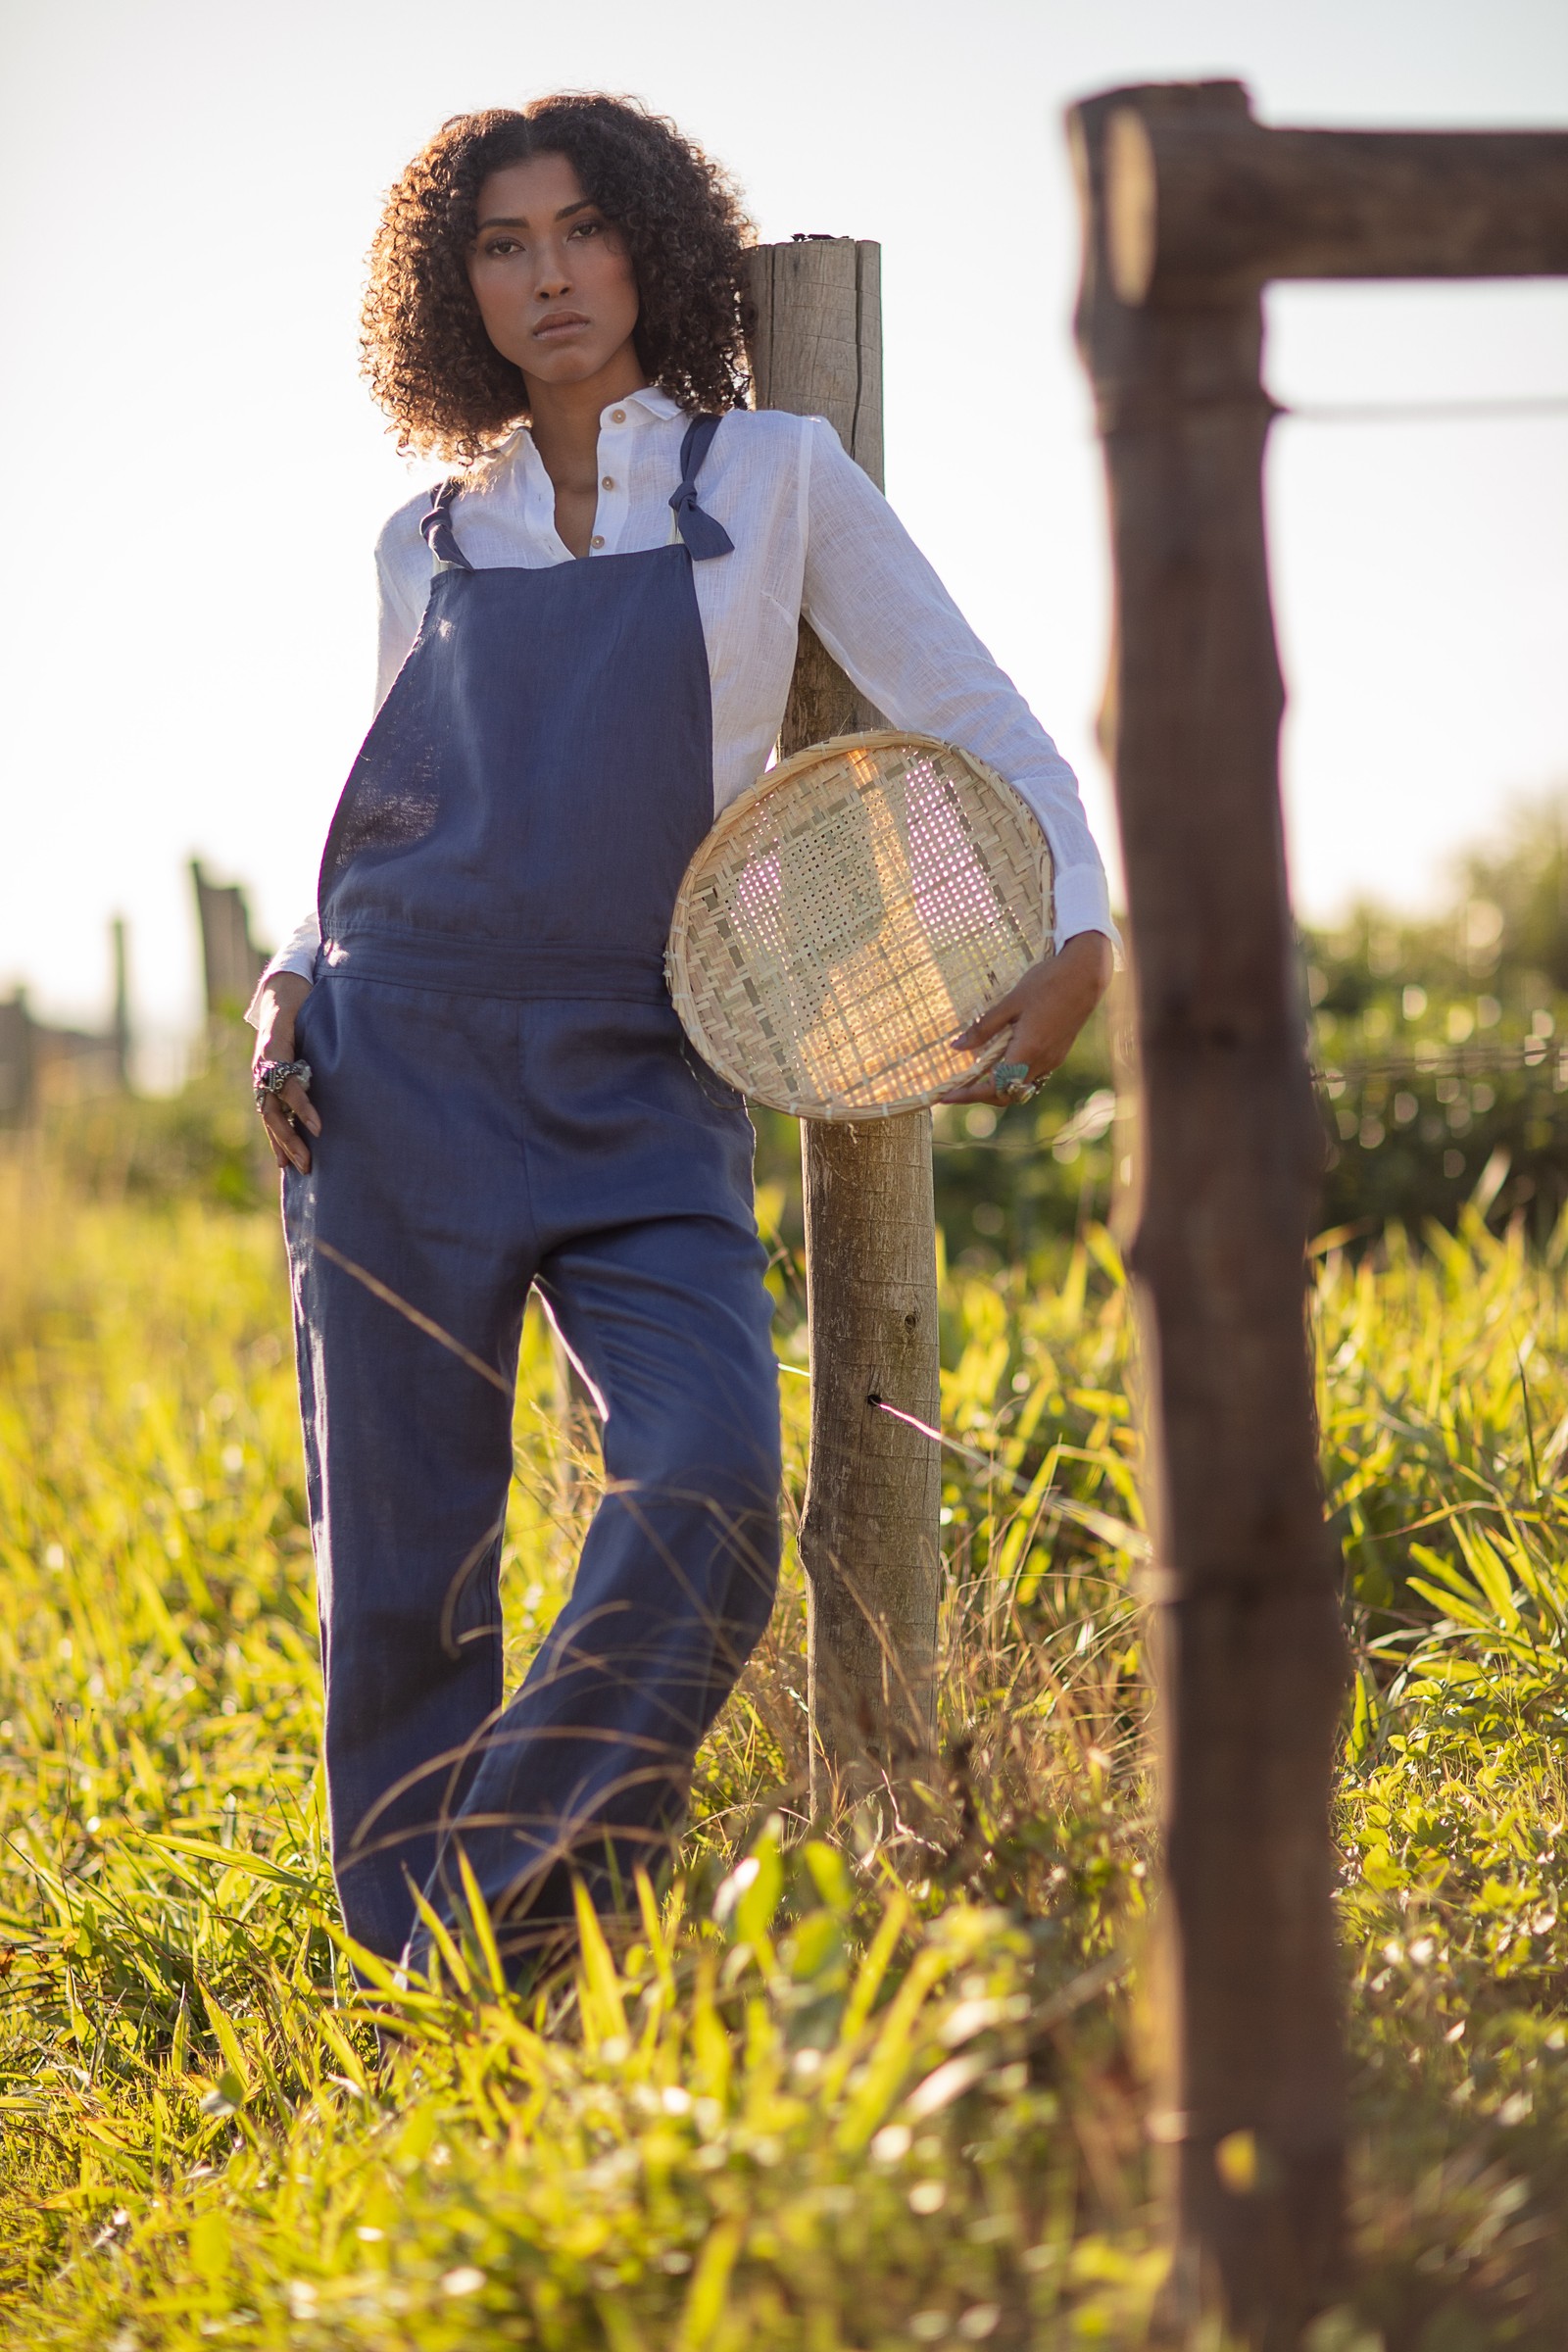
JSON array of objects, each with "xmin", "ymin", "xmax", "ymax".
[{"xmin": 940, "ymin": 931, "xmax": 1114, "ymax": 1106}]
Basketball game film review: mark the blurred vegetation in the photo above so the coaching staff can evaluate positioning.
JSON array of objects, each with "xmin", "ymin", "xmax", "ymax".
[
  {"xmin": 39, "ymin": 1039, "xmax": 275, "ymax": 1214},
  {"xmin": 1309, "ymin": 798, "xmax": 1568, "ymax": 1245}
]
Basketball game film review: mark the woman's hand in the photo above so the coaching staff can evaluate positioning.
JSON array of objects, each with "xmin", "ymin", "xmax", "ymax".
[
  {"xmin": 941, "ymin": 930, "xmax": 1113, "ymax": 1106},
  {"xmin": 252, "ymin": 972, "xmax": 322, "ymax": 1174}
]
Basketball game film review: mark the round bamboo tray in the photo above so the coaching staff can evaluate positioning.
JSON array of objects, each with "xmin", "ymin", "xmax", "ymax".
[{"xmin": 665, "ymin": 730, "xmax": 1054, "ymax": 1120}]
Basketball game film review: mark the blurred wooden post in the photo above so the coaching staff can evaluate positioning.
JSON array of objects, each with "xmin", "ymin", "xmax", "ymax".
[
  {"xmin": 1071, "ymin": 82, "xmax": 1348, "ymax": 2345},
  {"xmin": 0, "ymin": 928, "xmax": 133, "ymax": 1117},
  {"xmin": 746, "ymin": 240, "xmax": 943, "ymax": 1805},
  {"xmin": 191, "ymin": 859, "xmax": 269, "ymax": 1025},
  {"xmin": 1069, "ymin": 79, "xmax": 1568, "ymax": 2347},
  {"xmin": 111, "ymin": 916, "xmax": 131, "ymax": 1089},
  {"xmin": 0, "ymin": 992, "xmax": 36, "ymax": 1127}
]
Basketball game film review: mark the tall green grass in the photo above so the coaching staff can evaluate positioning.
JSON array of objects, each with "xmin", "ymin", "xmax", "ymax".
[{"xmin": 5, "ymin": 1150, "xmax": 1568, "ymax": 2346}]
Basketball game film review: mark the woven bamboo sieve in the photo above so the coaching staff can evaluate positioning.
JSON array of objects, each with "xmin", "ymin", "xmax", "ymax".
[{"xmin": 665, "ymin": 731, "xmax": 1054, "ymax": 1120}]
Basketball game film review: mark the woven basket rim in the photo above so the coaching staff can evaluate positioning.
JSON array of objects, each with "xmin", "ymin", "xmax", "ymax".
[
  {"xmin": 666, "ymin": 730, "xmax": 1053, "ymax": 1122},
  {"xmin": 688, "ymin": 725, "xmax": 1030, "ymax": 861}
]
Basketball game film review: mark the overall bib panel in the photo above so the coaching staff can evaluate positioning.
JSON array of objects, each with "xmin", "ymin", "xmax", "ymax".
[{"xmin": 284, "ymin": 421, "xmax": 782, "ymax": 1968}]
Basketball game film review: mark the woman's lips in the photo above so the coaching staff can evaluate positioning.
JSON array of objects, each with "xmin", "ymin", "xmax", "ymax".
[{"xmin": 534, "ymin": 313, "xmax": 590, "ymax": 339}]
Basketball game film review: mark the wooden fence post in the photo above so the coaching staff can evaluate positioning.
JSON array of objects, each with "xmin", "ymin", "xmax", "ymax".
[
  {"xmin": 111, "ymin": 916, "xmax": 131, "ymax": 1089},
  {"xmin": 191, "ymin": 859, "xmax": 269, "ymax": 1026},
  {"xmin": 1068, "ymin": 83, "xmax": 1349, "ymax": 2343},
  {"xmin": 746, "ymin": 239, "xmax": 943, "ymax": 1807},
  {"xmin": 1069, "ymin": 83, "xmax": 1568, "ymax": 2340},
  {"xmin": 0, "ymin": 992, "xmax": 36, "ymax": 1128}
]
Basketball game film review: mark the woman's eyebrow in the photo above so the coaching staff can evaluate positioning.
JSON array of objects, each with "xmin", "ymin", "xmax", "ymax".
[{"xmin": 474, "ymin": 199, "xmax": 598, "ymax": 231}]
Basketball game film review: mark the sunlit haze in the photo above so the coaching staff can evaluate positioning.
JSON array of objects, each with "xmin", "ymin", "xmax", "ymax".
[{"xmin": 3, "ymin": 0, "xmax": 1564, "ymax": 1060}]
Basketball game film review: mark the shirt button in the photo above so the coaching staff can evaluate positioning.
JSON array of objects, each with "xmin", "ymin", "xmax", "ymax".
[
  {"xmin": 590, "ymin": 534, "xmax": 606, "ymax": 550},
  {"xmin": 601, "ymin": 475, "xmax": 615, "ymax": 491},
  {"xmin": 610, "ymin": 409, "xmax": 626, "ymax": 424}
]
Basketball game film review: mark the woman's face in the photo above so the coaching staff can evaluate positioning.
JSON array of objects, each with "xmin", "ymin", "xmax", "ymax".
[{"xmin": 467, "ymin": 151, "xmax": 641, "ymax": 393}]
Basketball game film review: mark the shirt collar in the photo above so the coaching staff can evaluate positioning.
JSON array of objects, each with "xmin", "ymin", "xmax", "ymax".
[
  {"xmin": 611, "ymin": 385, "xmax": 683, "ymax": 423},
  {"xmin": 482, "ymin": 384, "xmax": 686, "ymax": 491}
]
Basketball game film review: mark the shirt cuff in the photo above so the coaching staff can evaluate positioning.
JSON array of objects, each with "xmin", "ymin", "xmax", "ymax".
[
  {"xmin": 1052, "ymin": 863, "xmax": 1123, "ymax": 960},
  {"xmin": 245, "ymin": 918, "xmax": 321, "ymax": 1027}
]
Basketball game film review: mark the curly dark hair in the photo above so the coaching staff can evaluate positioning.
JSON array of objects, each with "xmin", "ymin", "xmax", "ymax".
[{"xmin": 361, "ymin": 95, "xmax": 754, "ymax": 464}]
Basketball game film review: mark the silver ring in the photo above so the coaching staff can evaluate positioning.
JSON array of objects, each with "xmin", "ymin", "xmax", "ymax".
[
  {"xmin": 254, "ymin": 1057, "xmax": 312, "ymax": 1113},
  {"xmin": 993, "ymin": 1060, "xmax": 1038, "ymax": 1102}
]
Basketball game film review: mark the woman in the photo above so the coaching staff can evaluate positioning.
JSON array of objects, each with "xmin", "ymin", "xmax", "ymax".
[{"xmin": 250, "ymin": 95, "xmax": 1114, "ymax": 1979}]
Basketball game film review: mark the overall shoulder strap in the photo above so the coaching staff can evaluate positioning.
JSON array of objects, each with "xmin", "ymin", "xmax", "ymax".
[
  {"xmin": 668, "ymin": 416, "xmax": 734, "ymax": 560},
  {"xmin": 418, "ymin": 478, "xmax": 473, "ymax": 573}
]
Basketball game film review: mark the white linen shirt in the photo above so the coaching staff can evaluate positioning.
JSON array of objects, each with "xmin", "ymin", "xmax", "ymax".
[{"xmin": 257, "ymin": 384, "xmax": 1112, "ymax": 994}]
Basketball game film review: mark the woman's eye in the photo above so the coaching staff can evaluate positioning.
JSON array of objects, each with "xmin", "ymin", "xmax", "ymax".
[
  {"xmin": 483, "ymin": 237, "xmax": 521, "ymax": 258},
  {"xmin": 570, "ymin": 219, "xmax": 602, "ymax": 238}
]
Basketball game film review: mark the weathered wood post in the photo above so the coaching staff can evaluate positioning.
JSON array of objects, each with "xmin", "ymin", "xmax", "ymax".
[
  {"xmin": 1069, "ymin": 82, "xmax": 1348, "ymax": 2343},
  {"xmin": 111, "ymin": 916, "xmax": 131, "ymax": 1089},
  {"xmin": 191, "ymin": 859, "xmax": 269, "ymax": 1026},
  {"xmin": 0, "ymin": 992, "xmax": 36, "ymax": 1128},
  {"xmin": 746, "ymin": 240, "xmax": 943, "ymax": 1805},
  {"xmin": 1067, "ymin": 79, "xmax": 1568, "ymax": 2345}
]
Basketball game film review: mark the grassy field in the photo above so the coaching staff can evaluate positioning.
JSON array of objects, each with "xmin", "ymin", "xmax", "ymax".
[{"xmin": 5, "ymin": 1143, "xmax": 1568, "ymax": 2349}]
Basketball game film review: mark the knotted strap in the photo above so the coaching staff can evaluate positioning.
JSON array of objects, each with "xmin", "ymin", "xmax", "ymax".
[
  {"xmin": 668, "ymin": 416, "xmax": 734, "ymax": 560},
  {"xmin": 419, "ymin": 478, "xmax": 473, "ymax": 572}
]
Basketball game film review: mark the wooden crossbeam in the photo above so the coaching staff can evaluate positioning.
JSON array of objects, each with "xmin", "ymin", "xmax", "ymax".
[{"xmin": 1103, "ymin": 80, "xmax": 1568, "ymax": 303}]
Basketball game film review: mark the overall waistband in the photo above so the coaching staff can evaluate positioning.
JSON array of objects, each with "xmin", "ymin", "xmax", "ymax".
[{"xmin": 318, "ymin": 928, "xmax": 671, "ymax": 1003}]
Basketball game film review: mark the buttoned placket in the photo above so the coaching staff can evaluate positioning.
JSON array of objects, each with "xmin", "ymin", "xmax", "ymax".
[
  {"xmin": 504, "ymin": 394, "xmax": 669, "ymax": 561},
  {"xmin": 590, "ymin": 399, "xmax": 639, "ymax": 556}
]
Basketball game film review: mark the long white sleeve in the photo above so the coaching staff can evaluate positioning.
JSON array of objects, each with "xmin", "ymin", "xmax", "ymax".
[{"xmin": 799, "ymin": 419, "xmax": 1113, "ymax": 949}]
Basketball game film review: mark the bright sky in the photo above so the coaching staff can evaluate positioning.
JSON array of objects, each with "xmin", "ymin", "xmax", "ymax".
[{"xmin": 2, "ymin": 0, "xmax": 1565, "ymax": 1053}]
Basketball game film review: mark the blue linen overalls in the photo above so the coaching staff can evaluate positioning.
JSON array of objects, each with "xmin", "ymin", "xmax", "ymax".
[{"xmin": 283, "ymin": 416, "xmax": 782, "ymax": 1971}]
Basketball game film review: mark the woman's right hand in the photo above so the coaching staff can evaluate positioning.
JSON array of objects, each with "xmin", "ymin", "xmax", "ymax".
[{"xmin": 252, "ymin": 972, "xmax": 322, "ymax": 1174}]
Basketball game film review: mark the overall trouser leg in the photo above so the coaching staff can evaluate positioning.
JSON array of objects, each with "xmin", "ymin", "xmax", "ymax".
[
  {"xmin": 419, "ymin": 1212, "xmax": 782, "ymax": 1960},
  {"xmin": 285, "ymin": 975, "xmax": 532, "ymax": 1962}
]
